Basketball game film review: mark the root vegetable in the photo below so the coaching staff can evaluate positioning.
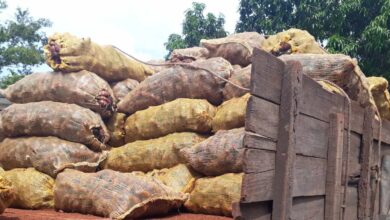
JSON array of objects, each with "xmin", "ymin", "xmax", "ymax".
[
  {"xmin": 0, "ymin": 101, "xmax": 109, "ymax": 151},
  {"xmin": 0, "ymin": 137, "xmax": 106, "ymax": 177},
  {"xmin": 0, "ymin": 70, "xmax": 116, "ymax": 118},
  {"xmin": 118, "ymin": 57, "xmax": 232, "ymax": 115}
]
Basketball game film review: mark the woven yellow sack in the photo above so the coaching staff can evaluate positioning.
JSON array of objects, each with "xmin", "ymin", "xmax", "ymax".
[
  {"xmin": 201, "ymin": 32, "xmax": 265, "ymax": 66},
  {"xmin": 367, "ymin": 77, "xmax": 390, "ymax": 120},
  {"xmin": 185, "ymin": 173, "xmax": 243, "ymax": 217},
  {"xmin": 0, "ymin": 137, "xmax": 106, "ymax": 177},
  {"xmin": 0, "ymin": 168, "xmax": 15, "ymax": 214},
  {"xmin": 212, "ymin": 94, "xmax": 250, "ymax": 132},
  {"xmin": 44, "ymin": 32, "xmax": 154, "ymax": 82},
  {"xmin": 106, "ymin": 113, "xmax": 126, "ymax": 147},
  {"xmin": 262, "ymin": 28, "xmax": 327, "ymax": 56},
  {"xmin": 54, "ymin": 169, "xmax": 187, "ymax": 219},
  {"xmin": 317, "ymin": 80, "xmax": 344, "ymax": 95},
  {"xmin": 103, "ymin": 132, "xmax": 206, "ymax": 172},
  {"xmin": 147, "ymin": 164, "xmax": 197, "ymax": 193},
  {"xmin": 124, "ymin": 98, "xmax": 216, "ymax": 142},
  {"xmin": 180, "ymin": 128, "xmax": 245, "ymax": 176},
  {"xmin": 3, "ymin": 168, "xmax": 54, "ymax": 209}
]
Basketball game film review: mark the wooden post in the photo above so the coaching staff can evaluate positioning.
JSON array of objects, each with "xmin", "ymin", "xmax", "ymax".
[
  {"xmin": 325, "ymin": 113, "xmax": 344, "ymax": 220},
  {"xmin": 272, "ymin": 60, "xmax": 302, "ymax": 220},
  {"xmin": 358, "ymin": 107, "xmax": 375, "ymax": 219}
]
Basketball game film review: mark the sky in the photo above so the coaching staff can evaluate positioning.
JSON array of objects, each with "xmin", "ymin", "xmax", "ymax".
[{"xmin": 0, "ymin": 0, "xmax": 240, "ymax": 73}]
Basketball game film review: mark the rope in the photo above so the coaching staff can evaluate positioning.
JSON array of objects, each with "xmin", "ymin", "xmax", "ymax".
[
  {"xmin": 316, "ymin": 79, "xmax": 351, "ymax": 220},
  {"xmin": 111, "ymin": 45, "xmax": 250, "ymax": 92}
]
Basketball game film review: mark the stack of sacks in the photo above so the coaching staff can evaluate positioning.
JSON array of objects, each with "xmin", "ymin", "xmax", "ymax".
[
  {"xmin": 0, "ymin": 168, "xmax": 15, "ymax": 214},
  {"xmin": 102, "ymin": 33, "xmax": 261, "ymax": 218}
]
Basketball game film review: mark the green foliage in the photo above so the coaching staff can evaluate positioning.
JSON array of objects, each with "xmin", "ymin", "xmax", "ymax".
[
  {"xmin": 236, "ymin": 0, "xmax": 390, "ymax": 79},
  {"xmin": 0, "ymin": 0, "xmax": 51, "ymax": 88},
  {"xmin": 164, "ymin": 2, "xmax": 227, "ymax": 59},
  {"xmin": 164, "ymin": 34, "xmax": 187, "ymax": 60},
  {"xmin": 0, "ymin": 71, "xmax": 24, "ymax": 89}
]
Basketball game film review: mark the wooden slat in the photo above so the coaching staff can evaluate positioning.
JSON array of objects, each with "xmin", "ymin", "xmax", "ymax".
[
  {"xmin": 251, "ymin": 48, "xmax": 284, "ymax": 104},
  {"xmin": 244, "ymin": 149, "xmax": 275, "ymax": 173},
  {"xmin": 272, "ymin": 60, "xmax": 302, "ymax": 220},
  {"xmin": 295, "ymin": 114, "xmax": 329, "ymax": 158},
  {"xmin": 241, "ymin": 155, "xmax": 327, "ymax": 203},
  {"xmin": 358, "ymin": 107, "xmax": 375, "ymax": 219},
  {"xmin": 245, "ymin": 95, "xmax": 279, "ymax": 140},
  {"xmin": 292, "ymin": 196, "xmax": 325, "ymax": 220},
  {"xmin": 232, "ymin": 201, "xmax": 272, "ymax": 220},
  {"xmin": 244, "ymin": 132, "xmax": 276, "ymax": 151},
  {"xmin": 325, "ymin": 113, "xmax": 344, "ymax": 220},
  {"xmin": 300, "ymin": 76, "xmax": 344, "ymax": 122}
]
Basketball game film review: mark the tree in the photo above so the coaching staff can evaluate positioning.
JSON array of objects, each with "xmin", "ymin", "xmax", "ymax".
[
  {"xmin": 0, "ymin": 0, "xmax": 51, "ymax": 88},
  {"xmin": 236, "ymin": 0, "xmax": 390, "ymax": 79},
  {"xmin": 164, "ymin": 2, "xmax": 227, "ymax": 59}
]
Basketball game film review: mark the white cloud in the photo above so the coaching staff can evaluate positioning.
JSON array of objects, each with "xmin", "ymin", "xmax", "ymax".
[{"xmin": 1, "ymin": 0, "xmax": 240, "ymax": 68}]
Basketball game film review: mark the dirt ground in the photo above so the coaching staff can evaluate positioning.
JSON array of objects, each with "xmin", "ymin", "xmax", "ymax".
[{"xmin": 0, "ymin": 208, "xmax": 233, "ymax": 220}]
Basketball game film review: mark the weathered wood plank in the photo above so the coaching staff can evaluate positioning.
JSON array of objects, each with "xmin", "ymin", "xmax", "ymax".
[
  {"xmin": 325, "ymin": 113, "xmax": 344, "ymax": 220},
  {"xmin": 234, "ymin": 196, "xmax": 324, "ymax": 220},
  {"xmin": 295, "ymin": 114, "xmax": 329, "ymax": 158},
  {"xmin": 245, "ymin": 96, "xmax": 279, "ymax": 140},
  {"xmin": 244, "ymin": 149, "xmax": 275, "ymax": 173},
  {"xmin": 292, "ymin": 196, "xmax": 325, "ymax": 220},
  {"xmin": 251, "ymin": 48, "xmax": 284, "ymax": 104},
  {"xmin": 358, "ymin": 107, "xmax": 375, "ymax": 219},
  {"xmin": 300, "ymin": 76, "xmax": 344, "ymax": 122},
  {"xmin": 241, "ymin": 156, "xmax": 327, "ymax": 203},
  {"xmin": 244, "ymin": 132, "xmax": 276, "ymax": 151},
  {"xmin": 232, "ymin": 201, "xmax": 272, "ymax": 220},
  {"xmin": 272, "ymin": 60, "xmax": 302, "ymax": 220}
]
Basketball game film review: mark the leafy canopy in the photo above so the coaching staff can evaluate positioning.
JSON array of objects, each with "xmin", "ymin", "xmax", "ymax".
[
  {"xmin": 164, "ymin": 2, "xmax": 227, "ymax": 59},
  {"xmin": 0, "ymin": 0, "xmax": 51, "ymax": 88},
  {"xmin": 236, "ymin": 0, "xmax": 390, "ymax": 79}
]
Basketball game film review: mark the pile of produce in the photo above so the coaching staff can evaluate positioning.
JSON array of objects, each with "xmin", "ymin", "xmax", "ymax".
[{"xmin": 0, "ymin": 27, "xmax": 388, "ymax": 219}]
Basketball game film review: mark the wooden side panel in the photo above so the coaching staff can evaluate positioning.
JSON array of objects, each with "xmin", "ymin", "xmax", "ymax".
[{"xmin": 241, "ymin": 155, "xmax": 327, "ymax": 203}]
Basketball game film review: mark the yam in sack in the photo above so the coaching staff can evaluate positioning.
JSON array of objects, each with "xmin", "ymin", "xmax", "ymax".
[
  {"xmin": 146, "ymin": 164, "xmax": 197, "ymax": 193},
  {"xmin": 3, "ymin": 168, "xmax": 54, "ymax": 209},
  {"xmin": 44, "ymin": 32, "xmax": 154, "ymax": 82},
  {"xmin": 262, "ymin": 28, "xmax": 327, "ymax": 56},
  {"xmin": 0, "ymin": 170, "xmax": 15, "ymax": 214},
  {"xmin": 0, "ymin": 137, "xmax": 106, "ymax": 177},
  {"xmin": 185, "ymin": 173, "xmax": 243, "ymax": 217},
  {"xmin": 0, "ymin": 70, "xmax": 116, "ymax": 118},
  {"xmin": 106, "ymin": 113, "xmax": 126, "ymax": 147},
  {"xmin": 169, "ymin": 47, "xmax": 209, "ymax": 63},
  {"xmin": 180, "ymin": 128, "xmax": 244, "ymax": 176},
  {"xmin": 54, "ymin": 169, "xmax": 187, "ymax": 219},
  {"xmin": 367, "ymin": 77, "xmax": 390, "ymax": 120},
  {"xmin": 124, "ymin": 98, "xmax": 216, "ymax": 142},
  {"xmin": 200, "ymin": 32, "xmax": 265, "ymax": 66},
  {"xmin": 0, "ymin": 101, "xmax": 109, "ymax": 152},
  {"xmin": 110, "ymin": 78, "xmax": 139, "ymax": 101},
  {"xmin": 279, "ymin": 54, "xmax": 375, "ymax": 108},
  {"xmin": 223, "ymin": 65, "xmax": 251, "ymax": 100},
  {"xmin": 117, "ymin": 57, "xmax": 232, "ymax": 115},
  {"xmin": 212, "ymin": 94, "xmax": 250, "ymax": 132},
  {"xmin": 104, "ymin": 132, "xmax": 206, "ymax": 172}
]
